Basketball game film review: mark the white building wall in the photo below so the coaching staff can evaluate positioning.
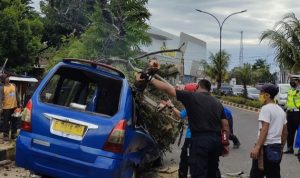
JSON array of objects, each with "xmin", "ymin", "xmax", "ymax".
[{"xmin": 140, "ymin": 27, "xmax": 207, "ymax": 78}]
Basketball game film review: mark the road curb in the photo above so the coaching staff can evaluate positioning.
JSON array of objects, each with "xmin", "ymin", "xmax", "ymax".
[
  {"xmin": 0, "ymin": 143, "xmax": 15, "ymax": 162},
  {"xmin": 220, "ymin": 100, "xmax": 260, "ymax": 113}
]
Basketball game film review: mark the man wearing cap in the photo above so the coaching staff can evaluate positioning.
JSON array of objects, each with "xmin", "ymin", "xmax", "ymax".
[
  {"xmin": 284, "ymin": 76, "xmax": 300, "ymax": 154},
  {"xmin": 250, "ymin": 84, "xmax": 287, "ymax": 178},
  {"xmin": 136, "ymin": 71, "xmax": 230, "ymax": 178}
]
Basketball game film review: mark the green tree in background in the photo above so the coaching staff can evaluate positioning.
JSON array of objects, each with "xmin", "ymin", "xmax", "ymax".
[
  {"xmin": 40, "ymin": 0, "xmax": 94, "ymax": 48},
  {"xmin": 81, "ymin": 0, "xmax": 151, "ymax": 58},
  {"xmin": 260, "ymin": 13, "xmax": 300, "ymax": 73},
  {"xmin": 45, "ymin": 0, "xmax": 151, "ymax": 63},
  {"xmin": 0, "ymin": 0, "xmax": 44, "ymax": 72},
  {"xmin": 251, "ymin": 59, "xmax": 273, "ymax": 84},
  {"xmin": 206, "ymin": 51, "xmax": 230, "ymax": 91},
  {"xmin": 236, "ymin": 63, "xmax": 252, "ymax": 98}
]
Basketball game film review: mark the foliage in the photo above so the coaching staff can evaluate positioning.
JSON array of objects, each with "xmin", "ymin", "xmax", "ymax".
[
  {"xmin": 40, "ymin": 0, "xmax": 93, "ymax": 48},
  {"xmin": 139, "ymin": 92, "xmax": 181, "ymax": 153},
  {"xmin": 245, "ymin": 100, "xmax": 263, "ymax": 108},
  {"xmin": 0, "ymin": 0, "xmax": 44, "ymax": 72},
  {"xmin": 105, "ymin": 59, "xmax": 181, "ymax": 153},
  {"xmin": 251, "ymin": 59, "xmax": 274, "ymax": 84},
  {"xmin": 81, "ymin": 1, "xmax": 151, "ymax": 59},
  {"xmin": 43, "ymin": 0, "xmax": 151, "ymax": 64},
  {"xmin": 260, "ymin": 13, "xmax": 300, "ymax": 73},
  {"xmin": 221, "ymin": 96, "xmax": 263, "ymax": 108},
  {"xmin": 234, "ymin": 63, "xmax": 252, "ymax": 97},
  {"xmin": 205, "ymin": 50, "xmax": 230, "ymax": 88}
]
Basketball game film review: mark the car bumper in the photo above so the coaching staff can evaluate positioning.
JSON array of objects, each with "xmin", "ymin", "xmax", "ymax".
[{"xmin": 16, "ymin": 134, "xmax": 129, "ymax": 178}]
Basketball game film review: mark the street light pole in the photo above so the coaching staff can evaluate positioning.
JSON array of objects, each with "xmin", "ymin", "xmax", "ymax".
[{"xmin": 195, "ymin": 9, "xmax": 246, "ymax": 93}]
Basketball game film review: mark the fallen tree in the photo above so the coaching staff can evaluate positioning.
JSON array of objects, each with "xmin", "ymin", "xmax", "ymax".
[{"xmin": 95, "ymin": 47, "xmax": 184, "ymax": 154}]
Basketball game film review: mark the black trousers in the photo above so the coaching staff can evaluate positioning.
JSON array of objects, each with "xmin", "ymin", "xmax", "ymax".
[
  {"xmin": 2, "ymin": 108, "xmax": 17, "ymax": 137},
  {"xmin": 189, "ymin": 133, "xmax": 222, "ymax": 178},
  {"xmin": 286, "ymin": 111, "xmax": 300, "ymax": 149},
  {"xmin": 179, "ymin": 138, "xmax": 191, "ymax": 178},
  {"xmin": 229, "ymin": 134, "xmax": 240, "ymax": 145},
  {"xmin": 250, "ymin": 146, "xmax": 281, "ymax": 178}
]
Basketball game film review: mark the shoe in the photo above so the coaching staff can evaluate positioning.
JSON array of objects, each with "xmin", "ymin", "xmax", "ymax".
[
  {"xmin": 284, "ymin": 149, "xmax": 294, "ymax": 154},
  {"xmin": 233, "ymin": 143, "xmax": 240, "ymax": 149}
]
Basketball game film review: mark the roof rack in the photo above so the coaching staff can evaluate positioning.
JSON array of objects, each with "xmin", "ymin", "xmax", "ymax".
[{"xmin": 63, "ymin": 58, "xmax": 125, "ymax": 78}]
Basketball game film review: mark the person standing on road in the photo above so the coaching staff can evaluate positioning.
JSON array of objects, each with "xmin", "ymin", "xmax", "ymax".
[
  {"xmin": 224, "ymin": 107, "xmax": 241, "ymax": 149},
  {"xmin": 166, "ymin": 105, "xmax": 191, "ymax": 178},
  {"xmin": 136, "ymin": 71, "xmax": 230, "ymax": 178},
  {"xmin": 250, "ymin": 84, "xmax": 288, "ymax": 178},
  {"xmin": 161, "ymin": 83, "xmax": 197, "ymax": 178},
  {"xmin": 1, "ymin": 74, "xmax": 20, "ymax": 141},
  {"xmin": 284, "ymin": 76, "xmax": 300, "ymax": 154}
]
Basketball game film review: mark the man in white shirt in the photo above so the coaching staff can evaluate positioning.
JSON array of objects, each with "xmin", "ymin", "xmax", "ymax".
[{"xmin": 250, "ymin": 84, "xmax": 288, "ymax": 178}]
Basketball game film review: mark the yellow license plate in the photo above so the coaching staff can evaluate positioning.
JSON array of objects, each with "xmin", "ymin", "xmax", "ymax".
[{"xmin": 52, "ymin": 120, "xmax": 86, "ymax": 136}]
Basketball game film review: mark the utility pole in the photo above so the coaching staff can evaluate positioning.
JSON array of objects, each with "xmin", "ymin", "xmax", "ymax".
[
  {"xmin": 181, "ymin": 51, "xmax": 184, "ymax": 83},
  {"xmin": 195, "ymin": 9, "xmax": 247, "ymax": 94},
  {"xmin": 239, "ymin": 31, "xmax": 244, "ymax": 67}
]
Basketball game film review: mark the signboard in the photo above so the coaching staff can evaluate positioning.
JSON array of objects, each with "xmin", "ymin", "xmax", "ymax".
[{"xmin": 160, "ymin": 43, "xmax": 177, "ymax": 57}]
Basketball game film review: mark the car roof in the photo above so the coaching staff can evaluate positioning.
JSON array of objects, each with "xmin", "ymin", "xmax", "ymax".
[{"xmin": 63, "ymin": 58, "xmax": 125, "ymax": 78}]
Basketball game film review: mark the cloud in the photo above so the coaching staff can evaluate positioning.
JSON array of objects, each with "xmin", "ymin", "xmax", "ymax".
[
  {"xmin": 147, "ymin": 0, "xmax": 300, "ymax": 70},
  {"xmin": 30, "ymin": 0, "xmax": 299, "ymax": 71}
]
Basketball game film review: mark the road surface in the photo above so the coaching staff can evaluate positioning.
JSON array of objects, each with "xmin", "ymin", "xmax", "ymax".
[
  {"xmin": 2, "ymin": 105, "xmax": 300, "ymax": 178},
  {"xmin": 155, "ymin": 105, "xmax": 300, "ymax": 178}
]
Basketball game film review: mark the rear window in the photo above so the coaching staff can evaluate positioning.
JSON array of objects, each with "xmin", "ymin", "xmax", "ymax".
[{"xmin": 40, "ymin": 67, "xmax": 122, "ymax": 117}]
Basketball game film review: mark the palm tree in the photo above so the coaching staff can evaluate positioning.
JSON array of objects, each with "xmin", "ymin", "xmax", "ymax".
[
  {"xmin": 236, "ymin": 63, "xmax": 252, "ymax": 98},
  {"xmin": 206, "ymin": 50, "xmax": 230, "ymax": 93},
  {"xmin": 201, "ymin": 60, "xmax": 216, "ymax": 82},
  {"xmin": 260, "ymin": 13, "xmax": 300, "ymax": 72}
]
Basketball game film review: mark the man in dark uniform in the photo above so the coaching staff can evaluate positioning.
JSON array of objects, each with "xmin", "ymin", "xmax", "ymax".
[{"xmin": 136, "ymin": 72, "xmax": 230, "ymax": 178}]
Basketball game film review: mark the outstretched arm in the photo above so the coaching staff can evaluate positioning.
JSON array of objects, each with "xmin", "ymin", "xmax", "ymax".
[{"xmin": 150, "ymin": 78, "xmax": 176, "ymax": 97}]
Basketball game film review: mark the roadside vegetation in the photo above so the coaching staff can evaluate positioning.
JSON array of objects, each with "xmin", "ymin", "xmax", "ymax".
[{"xmin": 221, "ymin": 96, "xmax": 263, "ymax": 108}]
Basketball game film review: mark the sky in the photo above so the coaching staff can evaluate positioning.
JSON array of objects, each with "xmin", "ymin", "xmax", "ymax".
[{"xmin": 31, "ymin": 0, "xmax": 300, "ymax": 72}]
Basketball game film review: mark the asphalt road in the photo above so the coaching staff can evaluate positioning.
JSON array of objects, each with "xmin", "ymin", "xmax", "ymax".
[
  {"xmin": 159, "ymin": 105, "xmax": 300, "ymax": 178},
  {"xmin": 3, "ymin": 105, "xmax": 300, "ymax": 178}
]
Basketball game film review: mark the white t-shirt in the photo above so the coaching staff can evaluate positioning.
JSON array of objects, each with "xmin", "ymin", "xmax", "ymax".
[{"xmin": 257, "ymin": 103, "xmax": 287, "ymax": 145}]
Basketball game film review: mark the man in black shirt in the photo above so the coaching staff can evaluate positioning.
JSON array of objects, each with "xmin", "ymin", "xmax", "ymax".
[{"xmin": 136, "ymin": 72, "xmax": 230, "ymax": 178}]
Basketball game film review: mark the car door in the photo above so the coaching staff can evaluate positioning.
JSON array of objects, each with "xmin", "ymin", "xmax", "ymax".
[{"xmin": 124, "ymin": 96, "xmax": 160, "ymax": 166}]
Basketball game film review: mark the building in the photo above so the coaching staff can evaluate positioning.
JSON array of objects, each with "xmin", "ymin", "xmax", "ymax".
[{"xmin": 140, "ymin": 27, "xmax": 207, "ymax": 84}]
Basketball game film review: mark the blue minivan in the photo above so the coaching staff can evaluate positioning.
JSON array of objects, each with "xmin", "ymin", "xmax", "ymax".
[{"xmin": 16, "ymin": 58, "xmax": 160, "ymax": 178}]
